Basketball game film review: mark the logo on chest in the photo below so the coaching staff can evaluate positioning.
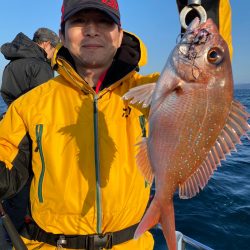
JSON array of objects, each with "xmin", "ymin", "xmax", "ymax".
[{"xmin": 122, "ymin": 106, "xmax": 131, "ymax": 118}]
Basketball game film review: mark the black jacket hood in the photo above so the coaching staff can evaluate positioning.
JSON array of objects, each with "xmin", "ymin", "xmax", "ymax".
[{"xmin": 1, "ymin": 32, "xmax": 47, "ymax": 61}]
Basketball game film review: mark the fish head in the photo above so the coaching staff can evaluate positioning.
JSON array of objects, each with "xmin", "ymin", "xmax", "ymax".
[{"xmin": 172, "ymin": 17, "xmax": 232, "ymax": 88}]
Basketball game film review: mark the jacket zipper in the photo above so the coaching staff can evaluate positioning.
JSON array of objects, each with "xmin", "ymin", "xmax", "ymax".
[
  {"xmin": 60, "ymin": 64, "xmax": 137, "ymax": 232},
  {"xmin": 35, "ymin": 124, "xmax": 45, "ymax": 203},
  {"xmin": 94, "ymin": 95, "xmax": 102, "ymax": 233}
]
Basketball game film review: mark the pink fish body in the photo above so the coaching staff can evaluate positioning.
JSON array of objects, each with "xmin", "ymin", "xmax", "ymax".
[{"xmin": 123, "ymin": 18, "xmax": 250, "ymax": 250}]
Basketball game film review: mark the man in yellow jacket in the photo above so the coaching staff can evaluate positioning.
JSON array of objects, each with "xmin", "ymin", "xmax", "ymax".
[{"xmin": 0, "ymin": 0, "xmax": 232, "ymax": 249}]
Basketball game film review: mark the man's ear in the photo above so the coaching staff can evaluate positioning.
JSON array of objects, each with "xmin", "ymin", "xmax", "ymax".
[{"xmin": 59, "ymin": 29, "xmax": 65, "ymax": 45}]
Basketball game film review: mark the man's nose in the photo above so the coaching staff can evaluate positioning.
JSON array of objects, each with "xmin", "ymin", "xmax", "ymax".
[{"xmin": 84, "ymin": 21, "xmax": 99, "ymax": 36}]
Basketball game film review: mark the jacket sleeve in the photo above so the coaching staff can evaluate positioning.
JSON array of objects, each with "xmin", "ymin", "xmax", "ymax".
[
  {"xmin": 176, "ymin": 0, "xmax": 233, "ymax": 57},
  {"xmin": 0, "ymin": 102, "xmax": 31, "ymax": 201}
]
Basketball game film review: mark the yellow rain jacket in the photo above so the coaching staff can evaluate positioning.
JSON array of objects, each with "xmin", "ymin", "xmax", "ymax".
[{"xmin": 0, "ymin": 31, "xmax": 158, "ymax": 249}]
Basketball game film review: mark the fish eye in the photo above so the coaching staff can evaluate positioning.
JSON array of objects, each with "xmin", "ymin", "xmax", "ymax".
[{"xmin": 207, "ymin": 47, "xmax": 224, "ymax": 65}]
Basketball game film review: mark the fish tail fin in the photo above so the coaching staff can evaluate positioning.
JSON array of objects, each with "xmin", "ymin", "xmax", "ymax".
[
  {"xmin": 160, "ymin": 201, "xmax": 177, "ymax": 250},
  {"xmin": 135, "ymin": 198, "xmax": 177, "ymax": 250},
  {"xmin": 134, "ymin": 199, "xmax": 160, "ymax": 239}
]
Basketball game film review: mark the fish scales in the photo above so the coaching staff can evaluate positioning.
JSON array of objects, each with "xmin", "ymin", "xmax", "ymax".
[
  {"xmin": 123, "ymin": 18, "xmax": 250, "ymax": 250},
  {"xmin": 148, "ymin": 83, "xmax": 231, "ymax": 192}
]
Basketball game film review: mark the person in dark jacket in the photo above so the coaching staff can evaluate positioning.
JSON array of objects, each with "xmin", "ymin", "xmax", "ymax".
[
  {"xmin": 0, "ymin": 28, "xmax": 60, "ymax": 106},
  {"xmin": 0, "ymin": 28, "xmax": 59, "ymax": 246}
]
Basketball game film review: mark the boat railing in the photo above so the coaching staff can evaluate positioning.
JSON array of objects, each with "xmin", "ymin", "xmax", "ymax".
[{"xmin": 155, "ymin": 224, "xmax": 214, "ymax": 250}]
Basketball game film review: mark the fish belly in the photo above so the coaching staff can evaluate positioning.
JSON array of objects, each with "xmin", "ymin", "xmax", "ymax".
[{"xmin": 148, "ymin": 86, "xmax": 232, "ymax": 187}]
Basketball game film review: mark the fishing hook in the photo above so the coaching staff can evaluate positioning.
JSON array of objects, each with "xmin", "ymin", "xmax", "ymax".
[{"xmin": 179, "ymin": 0, "xmax": 207, "ymax": 30}]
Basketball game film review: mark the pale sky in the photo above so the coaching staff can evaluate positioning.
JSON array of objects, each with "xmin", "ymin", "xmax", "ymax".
[{"xmin": 0, "ymin": 1, "xmax": 249, "ymax": 84}]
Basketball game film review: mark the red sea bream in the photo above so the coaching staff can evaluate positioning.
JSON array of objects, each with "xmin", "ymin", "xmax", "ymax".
[{"xmin": 123, "ymin": 18, "xmax": 250, "ymax": 250}]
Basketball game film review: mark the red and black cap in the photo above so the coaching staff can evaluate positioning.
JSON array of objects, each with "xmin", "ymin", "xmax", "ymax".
[{"xmin": 61, "ymin": 0, "xmax": 120, "ymax": 25}]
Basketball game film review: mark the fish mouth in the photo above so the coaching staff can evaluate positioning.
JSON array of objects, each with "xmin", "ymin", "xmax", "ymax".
[
  {"xmin": 178, "ymin": 27, "xmax": 211, "ymax": 68},
  {"xmin": 180, "ymin": 18, "xmax": 218, "ymax": 46},
  {"xmin": 187, "ymin": 17, "xmax": 219, "ymax": 35},
  {"xmin": 175, "ymin": 18, "xmax": 221, "ymax": 81},
  {"xmin": 178, "ymin": 17, "xmax": 222, "ymax": 63}
]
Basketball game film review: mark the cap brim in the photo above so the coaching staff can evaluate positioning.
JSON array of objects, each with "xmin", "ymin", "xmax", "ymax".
[{"xmin": 63, "ymin": 4, "xmax": 120, "ymax": 25}]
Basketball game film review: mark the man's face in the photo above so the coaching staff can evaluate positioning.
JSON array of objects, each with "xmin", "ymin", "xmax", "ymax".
[
  {"xmin": 60, "ymin": 9, "xmax": 123, "ymax": 70},
  {"xmin": 45, "ymin": 43, "xmax": 56, "ymax": 60},
  {"xmin": 39, "ymin": 41, "xmax": 56, "ymax": 60}
]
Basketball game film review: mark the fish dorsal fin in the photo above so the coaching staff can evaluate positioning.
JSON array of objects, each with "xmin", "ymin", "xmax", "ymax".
[
  {"xmin": 122, "ymin": 83, "xmax": 156, "ymax": 108},
  {"xmin": 179, "ymin": 100, "xmax": 250, "ymax": 199},
  {"xmin": 136, "ymin": 137, "xmax": 154, "ymax": 184}
]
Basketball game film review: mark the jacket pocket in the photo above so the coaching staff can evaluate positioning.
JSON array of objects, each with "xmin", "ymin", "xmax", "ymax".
[{"xmin": 35, "ymin": 124, "xmax": 45, "ymax": 203}]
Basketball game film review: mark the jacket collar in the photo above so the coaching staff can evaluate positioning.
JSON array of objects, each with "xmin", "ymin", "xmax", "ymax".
[{"xmin": 52, "ymin": 31, "xmax": 148, "ymax": 92}]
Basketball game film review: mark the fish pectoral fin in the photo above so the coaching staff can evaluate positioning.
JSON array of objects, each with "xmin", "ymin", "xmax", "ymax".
[
  {"xmin": 122, "ymin": 82, "xmax": 156, "ymax": 108},
  {"xmin": 136, "ymin": 137, "xmax": 154, "ymax": 184},
  {"xmin": 179, "ymin": 100, "xmax": 250, "ymax": 199}
]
